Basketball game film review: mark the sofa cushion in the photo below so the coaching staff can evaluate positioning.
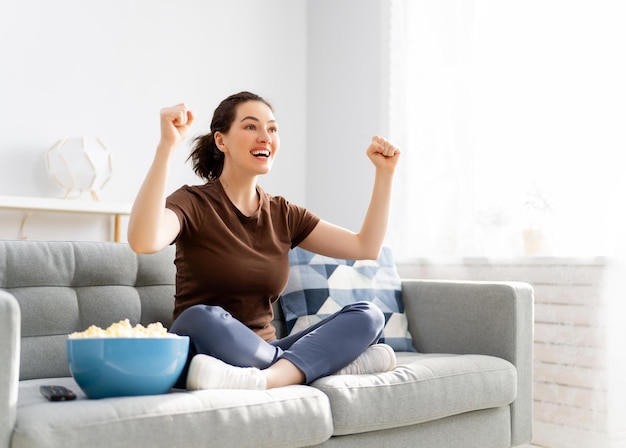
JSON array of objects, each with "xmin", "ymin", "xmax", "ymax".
[
  {"xmin": 311, "ymin": 352, "xmax": 517, "ymax": 436},
  {"xmin": 0, "ymin": 241, "xmax": 177, "ymax": 380},
  {"xmin": 14, "ymin": 378, "xmax": 333, "ymax": 448},
  {"xmin": 281, "ymin": 247, "xmax": 415, "ymax": 352}
]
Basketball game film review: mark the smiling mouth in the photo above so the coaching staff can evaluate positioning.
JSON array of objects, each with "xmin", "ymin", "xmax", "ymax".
[{"xmin": 251, "ymin": 149, "xmax": 270, "ymax": 158}]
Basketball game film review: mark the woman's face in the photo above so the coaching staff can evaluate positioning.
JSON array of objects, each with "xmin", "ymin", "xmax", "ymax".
[{"xmin": 215, "ymin": 100, "xmax": 280, "ymax": 177}]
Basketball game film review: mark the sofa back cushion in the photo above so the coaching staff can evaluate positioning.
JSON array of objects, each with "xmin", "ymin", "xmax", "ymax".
[{"xmin": 0, "ymin": 240, "xmax": 176, "ymax": 380}]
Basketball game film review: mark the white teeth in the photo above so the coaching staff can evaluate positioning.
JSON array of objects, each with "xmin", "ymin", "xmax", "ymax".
[{"xmin": 252, "ymin": 150, "xmax": 270, "ymax": 157}]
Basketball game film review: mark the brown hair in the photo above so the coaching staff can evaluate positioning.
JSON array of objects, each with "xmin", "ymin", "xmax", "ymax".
[{"xmin": 188, "ymin": 91, "xmax": 274, "ymax": 181}]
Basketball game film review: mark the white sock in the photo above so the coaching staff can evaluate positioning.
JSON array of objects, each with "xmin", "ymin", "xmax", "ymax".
[
  {"xmin": 334, "ymin": 343, "xmax": 397, "ymax": 375},
  {"xmin": 186, "ymin": 354, "xmax": 267, "ymax": 390}
]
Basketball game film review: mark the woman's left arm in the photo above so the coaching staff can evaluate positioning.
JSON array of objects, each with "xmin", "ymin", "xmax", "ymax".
[{"xmin": 299, "ymin": 136, "xmax": 400, "ymax": 260}]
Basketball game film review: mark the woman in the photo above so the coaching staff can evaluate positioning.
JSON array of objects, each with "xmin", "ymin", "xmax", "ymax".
[{"xmin": 128, "ymin": 91, "xmax": 401, "ymax": 390}]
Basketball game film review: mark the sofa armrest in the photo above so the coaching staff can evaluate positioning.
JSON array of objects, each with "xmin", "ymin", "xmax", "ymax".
[
  {"xmin": 401, "ymin": 279, "xmax": 534, "ymax": 446},
  {"xmin": 0, "ymin": 290, "xmax": 20, "ymax": 447}
]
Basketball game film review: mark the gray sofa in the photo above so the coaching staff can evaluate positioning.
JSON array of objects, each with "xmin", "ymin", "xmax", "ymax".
[{"xmin": 0, "ymin": 240, "xmax": 534, "ymax": 448}]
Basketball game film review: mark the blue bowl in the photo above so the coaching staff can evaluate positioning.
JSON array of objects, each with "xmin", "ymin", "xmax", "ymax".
[{"xmin": 66, "ymin": 336, "xmax": 189, "ymax": 399}]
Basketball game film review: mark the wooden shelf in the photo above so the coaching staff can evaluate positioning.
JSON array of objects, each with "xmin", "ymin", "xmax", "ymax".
[{"xmin": 0, "ymin": 195, "xmax": 132, "ymax": 242}]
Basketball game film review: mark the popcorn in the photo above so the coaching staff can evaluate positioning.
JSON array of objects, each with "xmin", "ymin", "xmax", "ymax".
[{"xmin": 68, "ymin": 319, "xmax": 176, "ymax": 339}]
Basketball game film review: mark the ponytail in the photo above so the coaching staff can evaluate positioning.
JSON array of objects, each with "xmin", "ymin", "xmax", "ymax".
[{"xmin": 188, "ymin": 132, "xmax": 224, "ymax": 181}]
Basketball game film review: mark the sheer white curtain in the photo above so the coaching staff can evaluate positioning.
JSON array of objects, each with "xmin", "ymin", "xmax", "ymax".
[{"xmin": 388, "ymin": 0, "xmax": 626, "ymax": 259}]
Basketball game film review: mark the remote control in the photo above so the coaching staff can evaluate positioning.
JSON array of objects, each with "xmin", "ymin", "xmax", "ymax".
[{"xmin": 40, "ymin": 385, "xmax": 76, "ymax": 401}]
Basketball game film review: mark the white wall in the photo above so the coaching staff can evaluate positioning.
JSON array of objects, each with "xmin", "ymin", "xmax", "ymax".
[
  {"xmin": 305, "ymin": 0, "xmax": 391, "ymax": 232},
  {"xmin": 0, "ymin": 0, "xmax": 308, "ymax": 241},
  {"xmin": 0, "ymin": 0, "xmax": 392, "ymax": 242}
]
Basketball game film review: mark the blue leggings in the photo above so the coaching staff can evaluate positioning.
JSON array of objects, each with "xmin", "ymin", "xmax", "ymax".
[{"xmin": 169, "ymin": 301, "xmax": 384, "ymax": 386}]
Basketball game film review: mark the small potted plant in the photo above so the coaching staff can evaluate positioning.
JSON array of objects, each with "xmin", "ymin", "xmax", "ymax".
[{"xmin": 522, "ymin": 185, "xmax": 552, "ymax": 255}]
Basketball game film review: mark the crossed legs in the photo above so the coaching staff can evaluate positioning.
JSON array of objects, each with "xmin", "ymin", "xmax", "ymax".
[{"xmin": 169, "ymin": 301, "xmax": 390, "ymax": 389}]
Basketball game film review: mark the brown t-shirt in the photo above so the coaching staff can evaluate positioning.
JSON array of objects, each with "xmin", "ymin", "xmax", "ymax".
[{"xmin": 165, "ymin": 181, "xmax": 320, "ymax": 341}]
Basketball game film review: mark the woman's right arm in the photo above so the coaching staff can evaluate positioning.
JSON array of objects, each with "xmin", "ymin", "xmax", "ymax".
[{"xmin": 127, "ymin": 104, "xmax": 194, "ymax": 254}]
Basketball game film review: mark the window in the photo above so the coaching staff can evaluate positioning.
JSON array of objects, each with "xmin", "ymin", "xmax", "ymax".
[{"xmin": 387, "ymin": 0, "xmax": 626, "ymax": 258}]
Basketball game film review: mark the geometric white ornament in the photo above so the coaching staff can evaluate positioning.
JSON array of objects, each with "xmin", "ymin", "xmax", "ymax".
[{"xmin": 45, "ymin": 137, "xmax": 113, "ymax": 201}]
